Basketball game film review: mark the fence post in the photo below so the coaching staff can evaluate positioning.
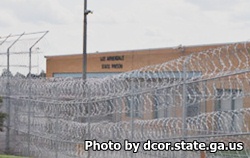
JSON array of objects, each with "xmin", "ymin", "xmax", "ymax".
[
  {"xmin": 54, "ymin": 85, "xmax": 59, "ymax": 158},
  {"xmin": 0, "ymin": 35, "xmax": 10, "ymax": 154},
  {"xmin": 5, "ymin": 48, "xmax": 11, "ymax": 154},
  {"xmin": 181, "ymin": 56, "xmax": 190, "ymax": 158},
  {"xmin": 55, "ymin": 104, "xmax": 59, "ymax": 158},
  {"xmin": 87, "ymin": 81, "xmax": 91, "ymax": 158},
  {"xmin": 27, "ymin": 48, "xmax": 32, "ymax": 157},
  {"xmin": 130, "ymin": 78, "xmax": 135, "ymax": 158},
  {"xmin": 27, "ymin": 31, "xmax": 48, "ymax": 157},
  {"xmin": 5, "ymin": 33, "xmax": 25, "ymax": 154}
]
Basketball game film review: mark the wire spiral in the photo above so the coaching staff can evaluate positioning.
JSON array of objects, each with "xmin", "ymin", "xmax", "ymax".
[{"xmin": 1, "ymin": 42, "xmax": 250, "ymax": 157}]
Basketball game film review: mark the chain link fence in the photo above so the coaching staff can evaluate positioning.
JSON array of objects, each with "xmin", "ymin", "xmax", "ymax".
[{"xmin": 0, "ymin": 39, "xmax": 250, "ymax": 158}]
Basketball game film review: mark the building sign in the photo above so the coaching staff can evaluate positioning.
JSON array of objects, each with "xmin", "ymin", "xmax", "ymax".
[
  {"xmin": 100, "ymin": 55, "xmax": 124, "ymax": 69},
  {"xmin": 100, "ymin": 55, "xmax": 124, "ymax": 61}
]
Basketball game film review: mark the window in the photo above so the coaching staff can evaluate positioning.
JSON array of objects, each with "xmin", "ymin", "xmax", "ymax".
[
  {"xmin": 186, "ymin": 83, "xmax": 201, "ymax": 117},
  {"xmin": 125, "ymin": 95, "xmax": 142, "ymax": 118},
  {"xmin": 215, "ymin": 89, "xmax": 243, "ymax": 133},
  {"xmin": 153, "ymin": 89, "xmax": 172, "ymax": 118}
]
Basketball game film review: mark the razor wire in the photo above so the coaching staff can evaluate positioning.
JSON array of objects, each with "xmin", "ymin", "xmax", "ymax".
[
  {"xmin": 1, "ymin": 42, "xmax": 250, "ymax": 100},
  {"xmin": 1, "ymin": 41, "xmax": 250, "ymax": 157}
]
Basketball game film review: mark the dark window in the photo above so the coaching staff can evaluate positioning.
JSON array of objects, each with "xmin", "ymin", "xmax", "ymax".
[{"xmin": 215, "ymin": 89, "xmax": 243, "ymax": 133}]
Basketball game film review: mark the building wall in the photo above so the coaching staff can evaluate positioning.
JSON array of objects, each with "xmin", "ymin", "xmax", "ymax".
[
  {"xmin": 46, "ymin": 43, "xmax": 229, "ymax": 78},
  {"xmin": 46, "ymin": 42, "xmax": 250, "ymax": 131}
]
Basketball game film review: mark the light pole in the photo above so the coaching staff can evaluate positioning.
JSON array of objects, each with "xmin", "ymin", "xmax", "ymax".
[
  {"xmin": 82, "ymin": 0, "xmax": 92, "ymax": 80},
  {"xmin": 83, "ymin": 1, "xmax": 92, "ymax": 158}
]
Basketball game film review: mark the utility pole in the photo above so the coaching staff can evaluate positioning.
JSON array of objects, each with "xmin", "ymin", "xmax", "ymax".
[
  {"xmin": 83, "ymin": 1, "xmax": 92, "ymax": 158},
  {"xmin": 82, "ymin": 0, "xmax": 92, "ymax": 80}
]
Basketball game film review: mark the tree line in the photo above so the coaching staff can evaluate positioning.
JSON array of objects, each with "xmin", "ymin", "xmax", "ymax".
[{"xmin": 1, "ymin": 69, "xmax": 46, "ymax": 78}]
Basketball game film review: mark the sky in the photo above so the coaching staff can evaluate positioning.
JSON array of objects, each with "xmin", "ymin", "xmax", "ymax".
[{"xmin": 0, "ymin": 0, "xmax": 250, "ymax": 57}]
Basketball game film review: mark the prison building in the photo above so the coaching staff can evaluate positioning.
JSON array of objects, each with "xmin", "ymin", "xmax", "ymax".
[
  {"xmin": 45, "ymin": 43, "xmax": 231, "ymax": 78},
  {"xmin": 45, "ymin": 42, "xmax": 250, "ymax": 136}
]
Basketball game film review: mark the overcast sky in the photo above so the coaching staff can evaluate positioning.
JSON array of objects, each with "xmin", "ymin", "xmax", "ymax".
[{"xmin": 1, "ymin": 0, "xmax": 250, "ymax": 56}]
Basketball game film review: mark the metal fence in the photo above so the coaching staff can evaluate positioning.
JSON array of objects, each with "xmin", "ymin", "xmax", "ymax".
[{"xmin": 1, "ymin": 40, "xmax": 250, "ymax": 158}]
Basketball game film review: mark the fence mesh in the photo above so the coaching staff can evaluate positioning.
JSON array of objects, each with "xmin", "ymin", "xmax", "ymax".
[{"xmin": 1, "ymin": 40, "xmax": 250, "ymax": 158}]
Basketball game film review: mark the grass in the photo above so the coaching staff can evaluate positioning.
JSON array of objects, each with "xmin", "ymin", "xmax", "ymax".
[
  {"xmin": 0, "ymin": 155, "xmax": 28, "ymax": 158},
  {"xmin": 213, "ymin": 150, "xmax": 249, "ymax": 158}
]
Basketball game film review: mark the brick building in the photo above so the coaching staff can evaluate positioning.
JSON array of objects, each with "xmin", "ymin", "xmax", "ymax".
[
  {"xmin": 45, "ymin": 42, "xmax": 250, "ymax": 134},
  {"xmin": 45, "ymin": 43, "xmax": 229, "ymax": 78}
]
